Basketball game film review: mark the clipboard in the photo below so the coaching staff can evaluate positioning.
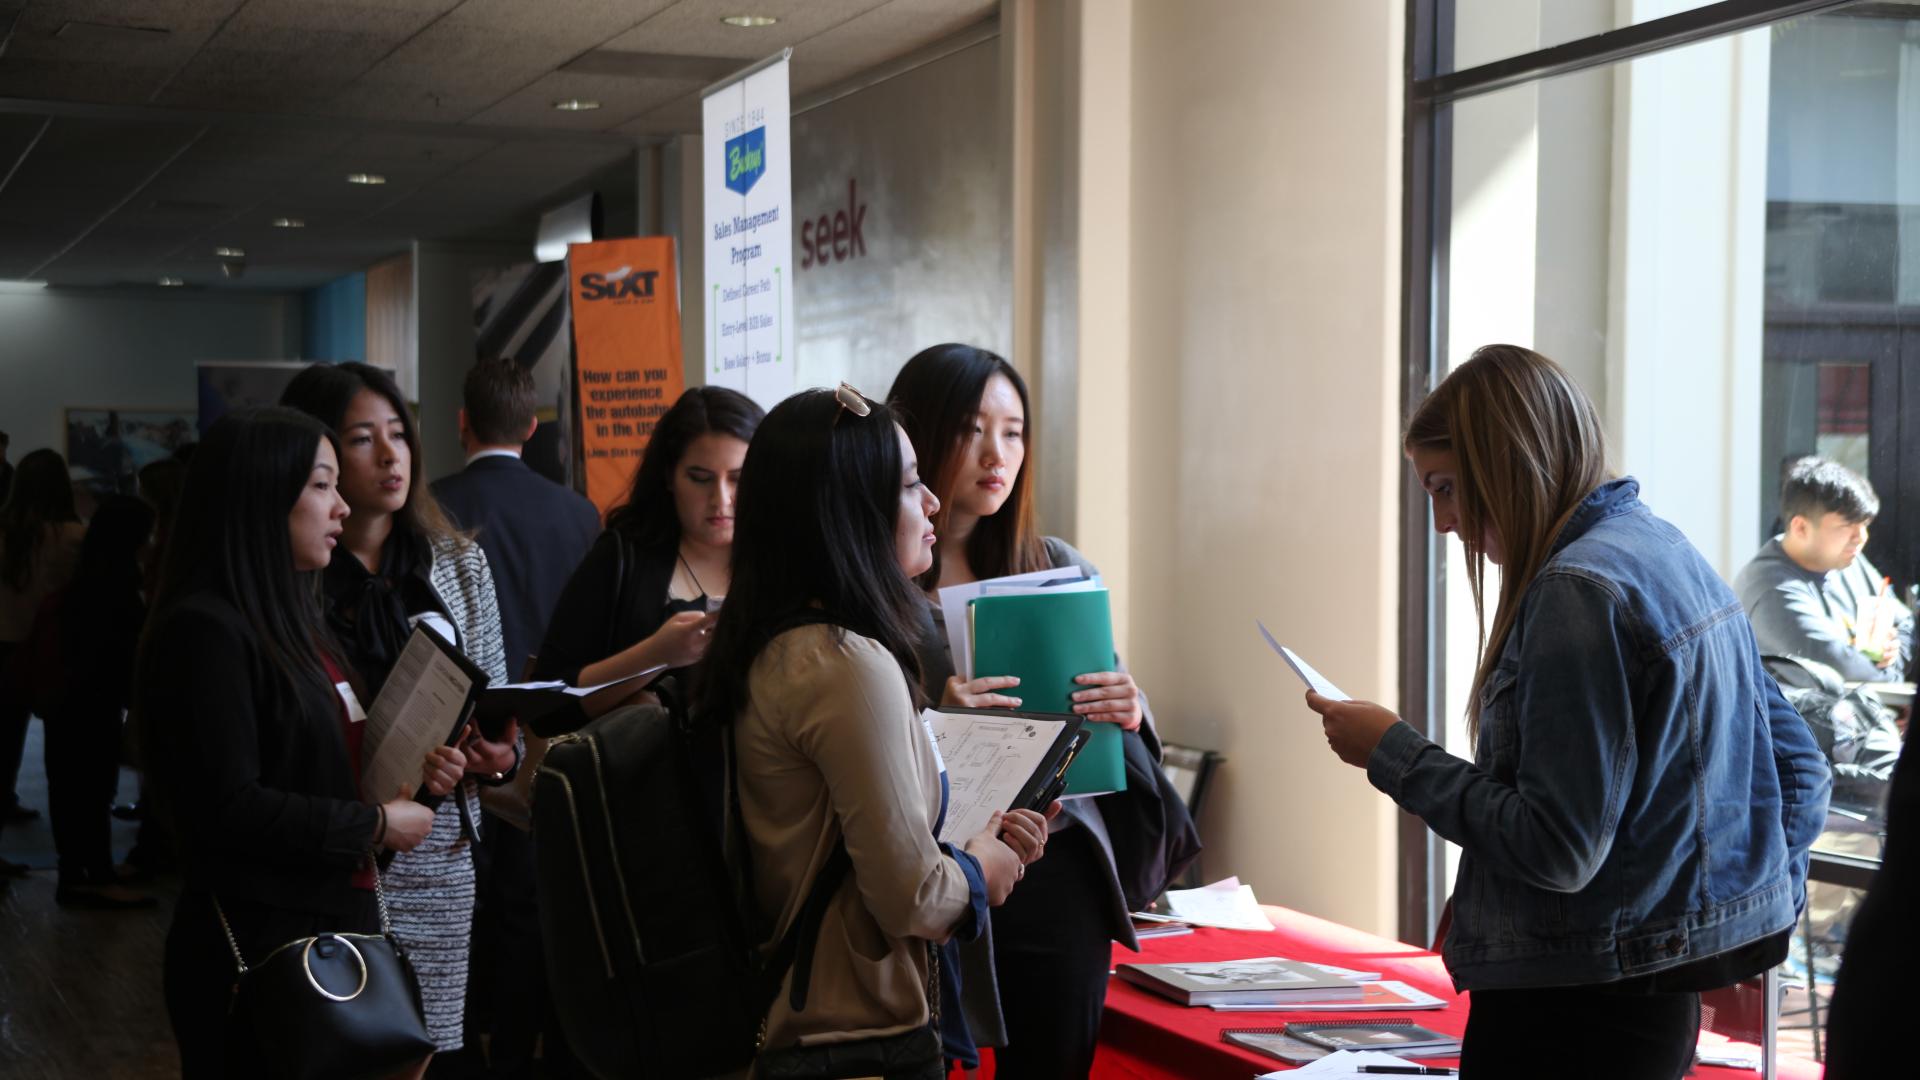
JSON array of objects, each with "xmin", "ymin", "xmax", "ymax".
[
  {"xmin": 934, "ymin": 706, "xmax": 1088, "ymax": 815},
  {"xmin": 361, "ymin": 623, "xmax": 490, "ymax": 804}
]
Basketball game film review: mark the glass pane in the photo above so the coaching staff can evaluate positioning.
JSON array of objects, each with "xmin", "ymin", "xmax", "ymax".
[
  {"xmin": 1434, "ymin": 5, "xmax": 1920, "ymax": 898},
  {"xmin": 1452, "ymin": 1, "xmax": 1725, "ymax": 74}
]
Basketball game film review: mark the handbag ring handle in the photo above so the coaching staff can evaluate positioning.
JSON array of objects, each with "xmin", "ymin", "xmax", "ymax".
[{"xmin": 302, "ymin": 934, "xmax": 369, "ymax": 1002}]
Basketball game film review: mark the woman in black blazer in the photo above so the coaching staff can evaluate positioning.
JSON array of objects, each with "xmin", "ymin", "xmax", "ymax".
[
  {"xmin": 533, "ymin": 386, "xmax": 763, "ymax": 694},
  {"xmin": 139, "ymin": 408, "xmax": 435, "ymax": 1078}
]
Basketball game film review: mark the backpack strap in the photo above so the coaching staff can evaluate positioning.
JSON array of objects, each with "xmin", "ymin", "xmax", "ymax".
[{"xmin": 725, "ymin": 608, "xmax": 862, "ymax": 1016}]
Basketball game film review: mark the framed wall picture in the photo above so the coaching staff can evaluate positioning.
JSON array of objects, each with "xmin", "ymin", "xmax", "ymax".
[{"xmin": 64, "ymin": 407, "xmax": 197, "ymax": 497}]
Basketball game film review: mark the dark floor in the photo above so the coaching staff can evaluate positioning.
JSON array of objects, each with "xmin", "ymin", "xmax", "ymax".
[{"xmin": 0, "ymin": 717, "xmax": 180, "ymax": 1079}]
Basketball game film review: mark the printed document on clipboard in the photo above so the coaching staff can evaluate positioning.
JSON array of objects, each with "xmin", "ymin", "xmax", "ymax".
[
  {"xmin": 1255, "ymin": 619, "xmax": 1350, "ymax": 702},
  {"xmin": 360, "ymin": 624, "xmax": 487, "ymax": 803}
]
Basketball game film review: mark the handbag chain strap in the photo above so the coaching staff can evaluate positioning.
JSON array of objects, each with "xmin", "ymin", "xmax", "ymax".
[
  {"xmin": 925, "ymin": 938, "xmax": 941, "ymax": 1030},
  {"xmin": 213, "ymin": 854, "xmax": 395, "ymax": 976}
]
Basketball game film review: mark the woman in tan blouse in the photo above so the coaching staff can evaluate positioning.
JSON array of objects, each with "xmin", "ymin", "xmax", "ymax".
[{"xmin": 698, "ymin": 386, "xmax": 1048, "ymax": 1078}]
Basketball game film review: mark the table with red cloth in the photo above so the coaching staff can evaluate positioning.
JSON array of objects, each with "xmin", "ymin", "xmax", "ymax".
[{"xmin": 1079, "ymin": 904, "xmax": 1821, "ymax": 1079}]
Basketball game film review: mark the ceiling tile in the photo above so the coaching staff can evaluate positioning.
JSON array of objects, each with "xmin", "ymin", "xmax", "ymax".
[
  {"xmin": 600, "ymin": 0, "xmax": 888, "ymax": 59},
  {"xmin": 439, "ymin": 0, "xmax": 675, "ymax": 43},
  {"xmin": 0, "ymin": 56, "xmax": 176, "ymax": 105},
  {"xmin": 462, "ymin": 70, "xmax": 696, "ymax": 128}
]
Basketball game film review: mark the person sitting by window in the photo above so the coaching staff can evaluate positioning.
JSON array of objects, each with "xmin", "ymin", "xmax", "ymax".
[{"xmin": 1735, "ymin": 457, "xmax": 1912, "ymax": 685}]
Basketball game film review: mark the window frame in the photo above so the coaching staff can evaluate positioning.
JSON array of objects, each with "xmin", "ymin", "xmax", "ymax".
[{"xmin": 1398, "ymin": 0, "xmax": 1871, "ymax": 947}]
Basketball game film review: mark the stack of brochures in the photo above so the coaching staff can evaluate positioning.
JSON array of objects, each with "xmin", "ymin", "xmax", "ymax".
[
  {"xmin": 1209, "ymin": 978, "xmax": 1447, "ymax": 1012},
  {"xmin": 1222, "ymin": 1020, "xmax": 1461, "ymax": 1064},
  {"xmin": 1129, "ymin": 912, "xmax": 1197, "ymax": 940},
  {"xmin": 1114, "ymin": 957, "xmax": 1364, "ymax": 1007},
  {"xmin": 937, "ymin": 567, "xmax": 1125, "ymax": 795}
]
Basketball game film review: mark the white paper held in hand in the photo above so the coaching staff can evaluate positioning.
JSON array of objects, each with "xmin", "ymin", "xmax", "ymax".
[{"xmin": 1256, "ymin": 619, "xmax": 1350, "ymax": 702}]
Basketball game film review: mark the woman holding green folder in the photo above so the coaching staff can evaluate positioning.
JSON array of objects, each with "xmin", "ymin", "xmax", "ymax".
[{"xmin": 889, "ymin": 344, "xmax": 1157, "ymax": 1079}]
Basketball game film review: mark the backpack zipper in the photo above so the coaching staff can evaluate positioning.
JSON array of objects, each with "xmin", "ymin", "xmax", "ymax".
[{"xmin": 535, "ymin": 763, "xmax": 615, "ymax": 979}]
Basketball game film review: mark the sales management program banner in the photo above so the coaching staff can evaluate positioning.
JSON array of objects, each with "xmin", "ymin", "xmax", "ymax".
[{"xmin": 702, "ymin": 51, "xmax": 796, "ymax": 411}]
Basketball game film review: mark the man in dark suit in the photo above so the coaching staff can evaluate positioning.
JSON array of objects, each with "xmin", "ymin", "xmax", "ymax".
[
  {"xmin": 431, "ymin": 358, "xmax": 599, "ymax": 1079},
  {"xmin": 432, "ymin": 359, "xmax": 601, "ymax": 678}
]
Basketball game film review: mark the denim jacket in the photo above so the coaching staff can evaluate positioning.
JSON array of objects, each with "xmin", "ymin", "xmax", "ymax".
[{"xmin": 1370, "ymin": 479, "xmax": 1831, "ymax": 990}]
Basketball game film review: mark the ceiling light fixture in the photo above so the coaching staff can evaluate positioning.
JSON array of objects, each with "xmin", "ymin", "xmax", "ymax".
[
  {"xmin": 213, "ymin": 246, "xmax": 245, "ymax": 258},
  {"xmin": 345, "ymin": 173, "xmax": 386, "ymax": 185},
  {"xmin": 271, "ymin": 216, "xmax": 305, "ymax": 228},
  {"xmin": 552, "ymin": 98, "xmax": 601, "ymax": 111},
  {"xmin": 721, "ymin": 15, "xmax": 778, "ymax": 28},
  {"xmin": 157, "ymin": 276, "xmax": 185, "ymax": 287}
]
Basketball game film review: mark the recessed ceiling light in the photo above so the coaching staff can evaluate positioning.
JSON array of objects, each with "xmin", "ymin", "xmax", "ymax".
[
  {"xmin": 552, "ymin": 98, "xmax": 601, "ymax": 111},
  {"xmin": 346, "ymin": 173, "xmax": 386, "ymax": 185},
  {"xmin": 213, "ymin": 246, "xmax": 245, "ymax": 258},
  {"xmin": 721, "ymin": 15, "xmax": 778, "ymax": 28},
  {"xmin": 157, "ymin": 276, "xmax": 185, "ymax": 287},
  {"xmin": 271, "ymin": 216, "xmax": 305, "ymax": 228}
]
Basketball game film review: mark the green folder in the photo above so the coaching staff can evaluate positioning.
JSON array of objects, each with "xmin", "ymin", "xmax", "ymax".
[{"xmin": 969, "ymin": 589, "xmax": 1126, "ymax": 795}]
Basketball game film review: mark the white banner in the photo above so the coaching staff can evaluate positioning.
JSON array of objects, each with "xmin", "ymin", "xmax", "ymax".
[{"xmin": 703, "ymin": 52, "xmax": 796, "ymax": 411}]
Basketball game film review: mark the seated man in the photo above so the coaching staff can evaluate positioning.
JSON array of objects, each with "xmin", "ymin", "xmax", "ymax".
[{"xmin": 1736, "ymin": 456, "xmax": 1912, "ymax": 684}]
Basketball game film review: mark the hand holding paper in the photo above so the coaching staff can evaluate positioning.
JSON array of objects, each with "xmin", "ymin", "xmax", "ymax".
[{"xmin": 1256, "ymin": 620, "xmax": 1349, "ymax": 701}]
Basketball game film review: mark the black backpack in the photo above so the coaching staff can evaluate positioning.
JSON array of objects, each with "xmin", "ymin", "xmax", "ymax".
[
  {"xmin": 1762, "ymin": 653, "xmax": 1903, "ymax": 820},
  {"xmin": 533, "ymin": 674, "xmax": 851, "ymax": 1077}
]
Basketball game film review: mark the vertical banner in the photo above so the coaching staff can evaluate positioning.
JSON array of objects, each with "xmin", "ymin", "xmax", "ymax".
[
  {"xmin": 703, "ymin": 50, "xmax": 796, "ymax": 411},
  {"xmin": 568, "ymin": 237, "xmax": 686, "ymax": 513}
]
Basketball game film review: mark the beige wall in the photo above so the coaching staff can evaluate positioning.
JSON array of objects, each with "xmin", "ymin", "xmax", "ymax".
[{"xmin": 1119, "ymin": 0, "xmax": 1405, "ymax": 937}]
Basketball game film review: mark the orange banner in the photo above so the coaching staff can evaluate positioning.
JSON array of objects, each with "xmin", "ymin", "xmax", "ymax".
[{"xmin": 568, "ymin": 237, "xmax": 685, "ymax": 513}]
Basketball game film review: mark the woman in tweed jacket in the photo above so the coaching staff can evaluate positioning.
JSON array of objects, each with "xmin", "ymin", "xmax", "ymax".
[{"xmin": 283, "ymin": 363, "xmax": 519, "ymax": 1062}]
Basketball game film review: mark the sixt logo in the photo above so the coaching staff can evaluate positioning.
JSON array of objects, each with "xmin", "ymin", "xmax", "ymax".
[
  {"xmin": 725, "ymin": 127, "xmax": 766, "ymax": 195},
  {"xmin": 578, "ymin": 264, "xmax": 659, "ymax": 301}
]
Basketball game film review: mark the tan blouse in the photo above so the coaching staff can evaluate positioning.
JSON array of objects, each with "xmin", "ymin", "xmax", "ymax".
[
  {"xmin": 735, "ymin": 623, "xmax": 972, "ymax": 1049},
  {"xmin": 0, "ymin": 521, "xmax": 85, "ymax": 644}
]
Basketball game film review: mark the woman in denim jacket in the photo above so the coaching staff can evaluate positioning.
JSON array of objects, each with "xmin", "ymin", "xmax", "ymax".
[{"xmin": 1308, "ymin": 345, "xmax": 1831, "ymax": 1079}]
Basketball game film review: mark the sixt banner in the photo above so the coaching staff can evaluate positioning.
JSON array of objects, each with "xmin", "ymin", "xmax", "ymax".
[
  {"xmin": 567, "ymin": 236, "xmax": 685, "ymax": 513},
  {"xmin": 702, "ymin": 49, "xmax": 795, "ymax": 411}
]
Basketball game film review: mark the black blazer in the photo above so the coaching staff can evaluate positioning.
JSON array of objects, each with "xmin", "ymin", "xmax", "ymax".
[
  {"xmin": 140, "ymin": 590, "xmax": 378, "ymax": 916},
  {"xmin": 532, "ymin": 530, "xmax": 676, "ymax": 688},
  {"xmin": 432, "ymin": 454, "xmax": 601, "ymax": 678}
]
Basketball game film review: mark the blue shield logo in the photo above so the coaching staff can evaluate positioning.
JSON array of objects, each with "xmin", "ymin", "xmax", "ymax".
[{"xmin": 724, "ymin": 127, "xmax": 766, "ymax": 195}]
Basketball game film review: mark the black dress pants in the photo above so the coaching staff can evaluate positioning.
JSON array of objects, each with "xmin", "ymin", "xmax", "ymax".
[
  {"xmin": 466, "ymin": 810, "xmax": 577, "ymax": 1078},
  {"xmin": 1462, "ymin": 984, "xmax": 1699, "ymax": 1079},
  {"xmin": 44, "ymin": 699, "xmax": 122, "ymax": 884},
  {"xmin": 987, "ymin": 825, "xmax": 1113, "ymax": 1080},
  {"xmin": 0, "ymin": 641, "xmax": 28, "ymax": 815}
]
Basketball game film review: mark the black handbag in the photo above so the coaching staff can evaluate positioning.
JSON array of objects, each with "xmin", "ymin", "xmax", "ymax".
[
  {"xmin": 1097, "ymin": 727, "xmax": 1204, "ymax": 912},
  {"xmin": 217, "ymin": 866, "xmax": 435, "ymax": 1080}
]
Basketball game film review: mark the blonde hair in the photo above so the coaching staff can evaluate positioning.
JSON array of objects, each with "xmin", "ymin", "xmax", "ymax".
[{"xmin": 1406, "ymin": 345, "xmax": 1612, "ymax": 739}]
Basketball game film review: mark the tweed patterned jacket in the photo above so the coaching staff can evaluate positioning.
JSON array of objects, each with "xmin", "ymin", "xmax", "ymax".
[{"xmin": 383, "ymin": 533, "xmax": 512, "ymax": 1051}]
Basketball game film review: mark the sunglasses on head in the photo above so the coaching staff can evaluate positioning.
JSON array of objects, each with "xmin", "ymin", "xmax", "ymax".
[{"xmin": 832, "ymin": 382, "xmax": 873, "ymax": 426}]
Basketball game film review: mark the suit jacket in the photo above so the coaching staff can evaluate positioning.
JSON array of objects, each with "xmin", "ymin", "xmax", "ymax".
[
  {"xmin": 140, "ymin": 589, "xmax": 379, "ymax": 916},
  {"xmin": 432, "ymin": 455, "xmax": 600, "ymax": 679}
]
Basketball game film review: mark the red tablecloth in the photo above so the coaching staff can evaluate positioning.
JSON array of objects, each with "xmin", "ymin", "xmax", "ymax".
[{"xmin": 1076, "ymin": 905, "xmax": 1822, "ymax": 1079}]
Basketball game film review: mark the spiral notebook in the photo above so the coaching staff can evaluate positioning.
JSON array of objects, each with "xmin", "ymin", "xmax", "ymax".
[{"xmin": 1222, "ymin": 1021, "xmax": 1461, "ymax": 1065}]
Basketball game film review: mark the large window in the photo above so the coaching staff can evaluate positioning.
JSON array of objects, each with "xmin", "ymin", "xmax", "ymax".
[{"xmin": 1405, "ymin": 0, "xmax": 1917, "ymax": 1061}]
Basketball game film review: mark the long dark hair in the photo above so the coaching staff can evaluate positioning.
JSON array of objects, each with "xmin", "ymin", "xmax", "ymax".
[
  {"xmin": 605, "ymin": 386, "xmax": 764, "ymax": 549},
  {"xmin": 279, "ymin": 362, "xmax": 462, "ymax": 547},
  {"xmin": 1405, "ymin": 345, "xmax": 1610, "ymax": 740},
  {"xmin": 696, "ymin": 388, "xmax": 926, "ymax": 724},
  {"xmin": 2, "ymin": 448, "xmax": 80, "ymax": 590},
  {"xmin": 886, "ymin": 344, "xmax": 1048, "ymax": 588},
  {"xmin": 142, "ymin": 408, "xmax": 344, "ymax": 708}
]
